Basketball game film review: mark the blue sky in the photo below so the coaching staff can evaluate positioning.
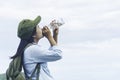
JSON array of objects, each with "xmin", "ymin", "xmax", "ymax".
[{"xmin": 0, "ymin": 0, "xmax": 120, "ymax": 80}]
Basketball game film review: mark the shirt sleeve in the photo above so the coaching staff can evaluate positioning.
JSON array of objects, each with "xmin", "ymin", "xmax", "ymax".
[{"xmin": 24, "ymin": 45, "xmax": 62, "ymax": 63}]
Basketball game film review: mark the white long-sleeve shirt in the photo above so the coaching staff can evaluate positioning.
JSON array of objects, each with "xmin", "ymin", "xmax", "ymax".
[{"xmin": 23, "ymin": 43, "xmax": 62, "ymax": 80}]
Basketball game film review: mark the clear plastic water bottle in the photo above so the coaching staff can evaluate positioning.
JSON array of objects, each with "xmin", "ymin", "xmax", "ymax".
[{"xmin": 48, "ymin": 18, "xmax": 65, "ymax": 30}]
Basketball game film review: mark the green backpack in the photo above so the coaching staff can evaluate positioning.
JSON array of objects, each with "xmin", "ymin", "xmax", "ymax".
[{"xmin": 6, "ymin": 44, "xmax": 40, "ymax": 80}]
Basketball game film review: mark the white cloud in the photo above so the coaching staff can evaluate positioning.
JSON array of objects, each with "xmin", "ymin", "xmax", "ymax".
[
  {"xmin": 1, "ymin": 0, "xmax": 120, "ymax": 30},
  {"xmin": 0, "ymin": 0, "xmax": 120, "ymax": 80},
  {"xmin": 62, "ymin": 37, "xmax": 120, "ymax": 55},
  {"xmin": 47, "ymin": 38, "xmax": 120, "ymax": 80}
]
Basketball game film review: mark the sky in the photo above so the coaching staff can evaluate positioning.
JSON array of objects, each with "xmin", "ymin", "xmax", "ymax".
[{"xmin": 0, "ymin": 0, "xmax": 120, "ymax": 80}]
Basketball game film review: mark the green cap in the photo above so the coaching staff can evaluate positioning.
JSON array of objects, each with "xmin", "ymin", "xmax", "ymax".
[{"xmin": 18, "ymin": 16, "xmax": 41, "ymax": 40}]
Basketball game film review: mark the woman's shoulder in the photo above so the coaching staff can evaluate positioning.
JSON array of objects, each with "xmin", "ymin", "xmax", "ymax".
[{"xmin": 24, "ymin": 44, "xmax": 41, "ymax": 53}]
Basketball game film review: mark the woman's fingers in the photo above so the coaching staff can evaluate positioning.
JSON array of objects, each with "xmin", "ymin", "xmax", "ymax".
[
  {"xmin": 42, "ymin": 26, "xmax": 51, "ymax": 37},
  {"xmin": 53, "ymin": 27, "xmax": 59, "ymax": 35},
  {"xmin": 42, "ymin": 26, "xmax": 47, "ymax": 32},
  {"xmin": 43, "ymin": 26, "xmax": 49, "ymax": 31}
]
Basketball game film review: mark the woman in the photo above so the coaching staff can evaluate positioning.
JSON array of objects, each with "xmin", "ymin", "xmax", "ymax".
[{"xmin": 11, "ymin": 16, "xmax": 62, "ymax": 80}]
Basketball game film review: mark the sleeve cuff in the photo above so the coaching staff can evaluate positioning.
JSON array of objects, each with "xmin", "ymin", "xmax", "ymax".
[{"xmin": 49, "ymin": 45, "xmax": 59, "ymax": 50}]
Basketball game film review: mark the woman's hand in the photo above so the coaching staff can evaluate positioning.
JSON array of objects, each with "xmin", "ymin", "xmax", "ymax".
[
  {"xmin": 42, "ymin": 26, "xmax": 52, "ymax": 39},
  {"xmin": 53, "ymin": 28, "xmax": 59, "ymax": 43},
  {"xmin": 42, "ymin": 26, "xmax": 57, "ymax": 46},
  {"xmin": 53, "ymin": 28, "xmax": 59, "ymax": 36}
]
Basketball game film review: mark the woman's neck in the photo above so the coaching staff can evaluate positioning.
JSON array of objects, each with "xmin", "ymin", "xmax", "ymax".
[{"xmin": 34, "ymin": 38, "xmax": 39, "ymax": 44}]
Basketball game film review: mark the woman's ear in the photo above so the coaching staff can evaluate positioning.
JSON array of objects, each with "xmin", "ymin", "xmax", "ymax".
[{"xmin": 32, "ymin": 35, "xmax": 36, "ymax": 38}]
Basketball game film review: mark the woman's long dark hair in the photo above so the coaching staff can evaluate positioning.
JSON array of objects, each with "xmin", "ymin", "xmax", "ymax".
[{"xmin": 11, "ymin": 27, "xmax": 36, "ymax": 59}]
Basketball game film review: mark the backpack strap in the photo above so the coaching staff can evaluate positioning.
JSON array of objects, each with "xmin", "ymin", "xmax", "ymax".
[{"xmin": 28, "ymin": 63, "xmax": 40, "ymax": 80}]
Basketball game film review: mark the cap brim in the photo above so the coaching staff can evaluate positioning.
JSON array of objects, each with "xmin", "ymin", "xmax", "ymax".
[{"xmin": 34, "ymin": 16, "xmax": 41, "ymax": 25}]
